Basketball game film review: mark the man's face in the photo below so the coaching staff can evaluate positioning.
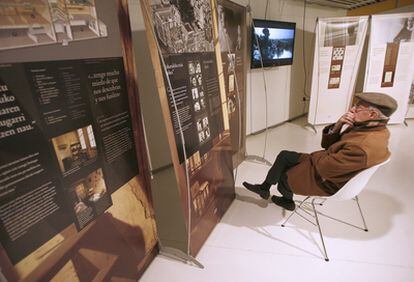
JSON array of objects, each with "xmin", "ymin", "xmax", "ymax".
[{"xmin": 350, "ymin": 101, "xmax": 380, "ymax": 122}]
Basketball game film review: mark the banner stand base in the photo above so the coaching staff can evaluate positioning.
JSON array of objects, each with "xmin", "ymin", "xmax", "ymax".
[
  {"xmin": 404, "ymin": 119, "xmax": 409, "ymax": 127},
  {"xmin": 304, "ymin": 123, "xmax": 318, "ymax": 134},
  {"xmin": 245, "ymin": 155, "xmax": 272, "ymax": 167},
  {"xmin": 159, "ymin": 246, "xmax": 204, "ymax": 269}
]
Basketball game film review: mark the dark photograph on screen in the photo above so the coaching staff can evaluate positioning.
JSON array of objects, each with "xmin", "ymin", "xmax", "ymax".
[{"xmin": 251, "ymin": 19, "xmax": 296, "ymax": 68}]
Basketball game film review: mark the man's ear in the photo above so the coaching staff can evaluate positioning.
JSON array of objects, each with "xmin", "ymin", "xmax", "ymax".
[{"xmin": 370, "ymin": 110, "xmax": 379, "ymax": 119}]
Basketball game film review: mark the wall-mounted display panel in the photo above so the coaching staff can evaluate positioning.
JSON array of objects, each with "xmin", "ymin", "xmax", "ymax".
[{"xmin": 0, "ymin": 1, "xmax": 157, "ymax": 280}]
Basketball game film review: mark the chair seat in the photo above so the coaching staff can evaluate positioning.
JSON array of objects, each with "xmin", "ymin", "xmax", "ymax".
[{"xmin": 326, "ymin": 158, "xmax": 390, "ymax": 201}]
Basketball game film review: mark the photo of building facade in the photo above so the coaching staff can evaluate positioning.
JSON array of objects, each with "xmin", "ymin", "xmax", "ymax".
[{"xmin": 151, "ymin": 0, "xmax": 214, "ymax": 54}]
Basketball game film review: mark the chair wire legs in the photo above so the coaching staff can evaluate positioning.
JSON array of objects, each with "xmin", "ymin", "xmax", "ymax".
[
  {"xmin": 281, "ymin": 196, "xmax": 370, "ymax": 261},
  {"xmin": 311, "ymin": 199, "xmax": 329, "ymax": 261},
  {"xmin": 281, "ymin": 196, "xmax": 329, "ymax": 261},
  {"xmin": 354, "ymin": 196, "xmax": 368, "ymax": 232},
  {"xmin": 281, "ymin": 196, "xmax": 310, "ymax": 227}
]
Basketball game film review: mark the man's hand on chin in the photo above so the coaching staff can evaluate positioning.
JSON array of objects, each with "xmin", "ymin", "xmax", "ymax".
[{"xmin": 332, "ymin": 112, "xmax": 355, "ymax": 133}]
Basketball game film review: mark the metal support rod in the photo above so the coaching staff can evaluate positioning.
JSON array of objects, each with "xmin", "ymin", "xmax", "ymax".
[
  {"xmin": 355, "ymin": 196, "xmax": 369, "ymax": 231},
  {"xmin": 282, "ymin": 195, "xmax": 372, "ymax": 262},
  {"xmin": 315, "ymin": 210, "xmax": 368, "ymax": 231},
  {"xmin": 305, "ymin": 123, "xmax": 318, "ymax": 134},
  {"xmin": 311, "ymin": 199, "xmax": 329, "ymax": 261},
  {"xmin": 295, "ymin": 209, "xmax": 317, "ymax": 226},
  {"xmin": 244, "ymin": 3, "xmax": 273, "ymax": 167},
  {"xmin": 159, "ymin": 246, "xmax": 204, "ymax": 269},
  {"xmin": 281, "ymin": 196, "xmax": 310, "ymax": 227}
]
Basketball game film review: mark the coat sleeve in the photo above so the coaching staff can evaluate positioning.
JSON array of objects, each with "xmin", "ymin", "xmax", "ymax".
[
  {"xmin": 315, "ymin": 145, "xmax": 367, "ymax": 181},
  {"xmin": 321, "ymin": 124, "xmax": 341, "ymax": 149}
]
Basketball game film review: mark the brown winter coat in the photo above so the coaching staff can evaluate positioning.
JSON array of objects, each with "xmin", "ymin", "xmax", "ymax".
[{"xmin": 286, "ymin": 124, "xmax": 391, "ymax": 196}]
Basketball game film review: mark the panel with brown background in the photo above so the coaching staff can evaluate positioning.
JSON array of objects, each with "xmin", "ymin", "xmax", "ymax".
[{"xmin": 0, "ymin": 0, "xmax": 157, "ymax": 280}]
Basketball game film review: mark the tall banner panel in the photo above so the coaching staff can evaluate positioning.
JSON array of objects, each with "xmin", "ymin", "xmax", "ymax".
[
  {"xmin": 217, "ymin": 0, "xmax": 248, "ymax": 166},
  {"xmin": 140, "ymin": 0, "xmax": 234, "ymax": 257},
  {"xmin": 364, "ymin": 13, "xmax": 414, "ymax": 124},
  {"xmin": 407, "ymin": 74, "xmax": 414, "ymax": 118},
  {"xmin": 308, "ymin": 16, "xmax": 368, "ymax": 125},
  {"xmin": 0, "ymin": 1, "xmax": 157, "ymax": 280}
]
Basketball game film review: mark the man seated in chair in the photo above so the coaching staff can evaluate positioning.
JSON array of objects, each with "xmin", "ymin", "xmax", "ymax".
[{"xmin": 243, "ymin": 92, "xmax": 397, "ymax": 211}]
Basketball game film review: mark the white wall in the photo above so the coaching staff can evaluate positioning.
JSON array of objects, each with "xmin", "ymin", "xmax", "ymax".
[{"xmin": 231, "ymin": 0, "xmax": 346, "ymax": 134}]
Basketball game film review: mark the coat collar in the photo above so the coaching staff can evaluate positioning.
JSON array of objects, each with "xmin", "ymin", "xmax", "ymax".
[{"xmin": 343, "ymin": 124, "xmax": 387, "ymax": 134}]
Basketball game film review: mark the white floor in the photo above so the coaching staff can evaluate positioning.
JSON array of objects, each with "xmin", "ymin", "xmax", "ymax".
[{"xmin": 141, "ymin": 117, "xmax": 414, "ymax": 282}]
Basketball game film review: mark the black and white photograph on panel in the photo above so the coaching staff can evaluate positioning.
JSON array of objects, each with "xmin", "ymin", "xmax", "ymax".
[
  {"xmin": 371, "ymin": 16, "xmax": 414, "ymax": 45},
  {"xmin": 218, "ymin": 3, "xmax": 243, "ymax": 52},
  {"xmin": 323, "ymin": 20, "xmax": 359, "ymax": 47},
  {"xmin": 150, "ymin": 0, "xmax": 214, "ymax": 54}
]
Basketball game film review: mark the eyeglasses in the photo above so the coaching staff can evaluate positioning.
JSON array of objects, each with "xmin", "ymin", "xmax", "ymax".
[{"xmin": 350, "ymin": 104, "xmax": 374, "ymax": 113}]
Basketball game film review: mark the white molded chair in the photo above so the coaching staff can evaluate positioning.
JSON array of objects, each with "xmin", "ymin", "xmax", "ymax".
[{"xmin": 281, "ymin": 158, "xmax": 391, "ymax": 261}]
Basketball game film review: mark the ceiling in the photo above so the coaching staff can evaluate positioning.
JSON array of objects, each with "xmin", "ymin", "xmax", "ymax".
[{"xmin": 306, "ymin": 0, "xmax": 387, "ymax": 10}]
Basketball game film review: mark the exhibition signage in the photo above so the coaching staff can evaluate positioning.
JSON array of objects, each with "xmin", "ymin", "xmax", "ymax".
[
  {"xmin": 0, "ymin": 1, "xmax": 157, "ymax": 280},
  {"xmin": 142, "ymin": 0, "xmax": 235, "ymax": 256},
  {"xmin": 364, "ymin": 13, "xmax": 414, "ymax": 124},
  {"xmin": 218, "ymin": 0, "xmax": 248, "ymax": 165},
  {"xmin": 308, "ymin": 16, "xmax": 368, "ymax": 125}
]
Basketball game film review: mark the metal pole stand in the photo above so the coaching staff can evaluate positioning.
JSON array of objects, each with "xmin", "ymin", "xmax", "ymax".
[
  {"xmin": 305, "ymin": 122, "xmax": 317, "ymax": 134},
  {"xmin": 243, "ymin": 5, "xmax": 273, "ymax": 168},
  {"xmin": 404, "ymin": 119, "xmax": 409, "ymax": 127},
  {"xmin": 244, "ymin": 154, "xmax": 272, "ymax": 166},
  {"xmin": 159, "ymin": 246, "xmax": 204, "ymax": 269}
]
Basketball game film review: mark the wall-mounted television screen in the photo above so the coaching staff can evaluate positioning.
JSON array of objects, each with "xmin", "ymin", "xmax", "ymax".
[{"xmin": 251, "ymin": 19, "xmax": 296, "ymax": 69}]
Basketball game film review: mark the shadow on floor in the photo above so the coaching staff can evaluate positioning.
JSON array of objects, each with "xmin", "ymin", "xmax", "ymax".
[
  {"xmin": 229, "ymin": 186, "xmax": 402, "ymax": 241},
  {"xmin": 216, "ymin": 187, "xmax": 402, "ymax": 260}
]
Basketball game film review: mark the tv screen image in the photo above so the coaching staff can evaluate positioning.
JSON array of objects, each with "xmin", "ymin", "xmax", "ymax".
[{"xmin": 251, "ymin": 19, "xmax": 296, "ymax": 68}]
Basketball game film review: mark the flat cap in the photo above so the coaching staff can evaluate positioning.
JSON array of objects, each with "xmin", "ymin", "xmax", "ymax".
[{"xmin": 355, "ymin": 92, "xmax": 398, "ymax": 117}]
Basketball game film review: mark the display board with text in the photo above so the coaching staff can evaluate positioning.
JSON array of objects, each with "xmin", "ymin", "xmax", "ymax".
[
  {"xmin": 142, "ymin": 0, "xmax": 235, "ymax": 256},
  {"xmin": 308, "ymin": 16, "xmax": 368, "ymax": 125},
  {"xmin": 0, "ymin": 1, "xmax": 157, "ymax": 280},
  {"xmin": 218, "ymin": 0, "xmax": 247, "ymax": 166},
  {"xmin": 364, "ymin": 13, "xmax": 414, "ymax": 124}
]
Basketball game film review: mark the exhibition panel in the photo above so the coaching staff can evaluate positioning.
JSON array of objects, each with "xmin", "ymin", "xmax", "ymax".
[
  {"xmin": 0, "ymin": 0, "xmax": 157, "ymax": 280},
  {"xmin": 218, "ymin": 0, "xmax": 248, "ymax": 166},
  {"xmin": 364, "ymin": 13, "xmax": 414, "ymax": 124},
  {"xmin": 140, "ymin": 0, "xmax": 235, "ymax": 257},
  {"xmin": 407, "ymin": 74, "xmax": 414, "ymax": 118},
  {"xmin": 308, "ymin": 16, "xmax": 368, "ymax": 125}
]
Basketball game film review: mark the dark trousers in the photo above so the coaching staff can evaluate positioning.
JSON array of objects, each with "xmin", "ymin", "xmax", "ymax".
[{"xmin": 265, "ymin": 150, "xmax": 301, "ymax": 200}]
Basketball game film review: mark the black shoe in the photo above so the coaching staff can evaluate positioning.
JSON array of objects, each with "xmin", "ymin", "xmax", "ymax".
[
  {"xmin": 242, "ymin": 182, "xmax": 270, "ymax": 199},
  {"xmin": 271, "ymin": 195, "xmax": 296, "ymax": 211}
]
